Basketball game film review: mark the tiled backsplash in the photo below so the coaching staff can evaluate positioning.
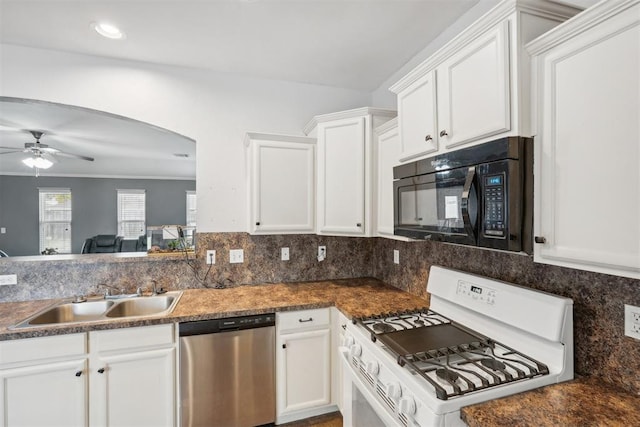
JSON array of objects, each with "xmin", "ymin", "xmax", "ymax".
[
  {"xmin": 0, "ymin": 232, "xmax": 638, "ymax": 395},
  {"xmin": 372, "ymin": 238, "xmax": 640, "ymax": 396}
]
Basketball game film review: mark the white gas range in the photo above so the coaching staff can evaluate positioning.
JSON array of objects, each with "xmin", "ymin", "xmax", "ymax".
[{"xmin": 340, "ymin": 266, "xmax": 573, "ymax": 427}]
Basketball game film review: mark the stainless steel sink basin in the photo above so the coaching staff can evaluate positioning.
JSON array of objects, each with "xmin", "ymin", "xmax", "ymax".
[
  {"xmin": 11, "ymin": 291, "xmax": 183, "ymax": 328},
  {"xmin": 105, "ymin": 294, "xmax": 178, "ymax": 318},
  {"xmin": 27, "ymin": 300, "xmax": 115, "ymax": 325}
]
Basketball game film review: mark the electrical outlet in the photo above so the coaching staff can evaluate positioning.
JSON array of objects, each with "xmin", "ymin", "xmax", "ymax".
[
  {"xmin": 317, "ymin": 246, "xmax": 326, "ymax": 261},
  {"xmin": 393, "ymin": 250, "xmax": 400, "ymax": 264},
  {"xmin": 0, "ymin": 274, "xmax": 17, "ymax": 286},
  {"xmin": 281, "ymin": 247, "xmax": 289, "ymax": 261},
  {"xmin": 230, "ymin": 249, "xmax": 244, "ymax": 264},
  {"xmin": 206, "ymin": 250, "xmax": 216, "ymax": 265},
  {"xmin": 624, "ymin": 304, "xmax": 640, "ymax": 339}
]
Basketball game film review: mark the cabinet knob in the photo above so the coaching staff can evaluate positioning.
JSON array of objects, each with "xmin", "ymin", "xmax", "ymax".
[
  {"xmin": 282, "ymin": 344, "xmax": 286, "ymax": 349},
  {"xmin": 424, "ymin": 134, "xmax": 432, "ymax": 142},
  {"xmin": 97, "ymin": 368, "xmax": 105, "ymax": 374},
  {"xmin": 75, "ymin": 371, "xmax": 83, "ymax": 377},
  {"xmin": 439, "ymin": 130, "xmax": 448, "ymax": 137},
  {"xmin": 356, "ymin": 223, "xmax": 362, "ymax": 227},
  {"xmin": 534, "ymin": 236, "xmax": 547, "ymax": 244},
  {"xmin": 255, "ymin": 222, "xmax": 260, "ymax": 226}
]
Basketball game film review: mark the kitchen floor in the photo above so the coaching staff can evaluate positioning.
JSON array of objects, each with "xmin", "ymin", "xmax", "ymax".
[{"xmin": 281, "ymin": 412, "xmax": 343, "ymax": 427}]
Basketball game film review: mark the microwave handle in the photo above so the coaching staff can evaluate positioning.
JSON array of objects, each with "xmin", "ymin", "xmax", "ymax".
[{"xmin": 461, "ymin": 166, "xmax": 476, "ymax": 240}]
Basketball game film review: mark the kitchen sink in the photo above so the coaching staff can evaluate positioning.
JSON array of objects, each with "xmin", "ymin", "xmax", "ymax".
[
  {"xmin": 12, "ymin": 291, "xmax": 183, "ymax": 328},
  {"xmin": 105, "ymin": 294, "xmax": 178, "ymax": 318},
  {"xmin": 27, "ymin": 300, "xmax": 115, "ymax": 325}
]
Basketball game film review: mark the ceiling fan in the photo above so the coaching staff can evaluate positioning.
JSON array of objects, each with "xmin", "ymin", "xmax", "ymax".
[{"xmin": 0, "ymin": 130, "xmax": 95, "ymax": 170}]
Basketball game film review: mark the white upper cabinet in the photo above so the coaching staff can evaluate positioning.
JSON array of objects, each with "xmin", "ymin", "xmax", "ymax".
[
  {"xmin": 528, "ymin": 0, "xmax": 640, "ymax": 279},
  {"xmin": 437, "ymin": 21, "xmax": 511, "ymax": 149},
  {"xmin": 305, "ymin": 108, "xmax": 396, "ymax": 237},
  {"xmin": 391, "ymin": 0, "xmax": 581, "ymax": 160},
  {"xmin": 246, "ymin": 133, "xmax": 316, "ymax": 234},
  {"xmin": 397, "ymin": 71, "xmax": 438, "ymax": 161}
]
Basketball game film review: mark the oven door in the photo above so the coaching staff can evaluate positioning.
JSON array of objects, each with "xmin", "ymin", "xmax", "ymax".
[
  {"xmin": 341, "ymin": 350, "xmax": 401, "ymax": 427},
  {"xmin": 394, "ymin": 166, "xmax": 478, "ymax": 243}
]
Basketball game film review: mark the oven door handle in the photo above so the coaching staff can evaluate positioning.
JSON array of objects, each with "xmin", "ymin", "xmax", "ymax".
[{"xmin": 461, "ymin": 166, "xmax": 477, "ymax": 241}]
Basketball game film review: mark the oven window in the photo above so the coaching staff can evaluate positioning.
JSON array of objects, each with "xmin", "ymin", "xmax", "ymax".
[{"xmin": 352, "ymin": 385, "xmax": 386, "ymax": 427}]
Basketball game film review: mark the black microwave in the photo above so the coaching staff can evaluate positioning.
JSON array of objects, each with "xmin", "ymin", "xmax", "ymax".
[{"xmin": 393, "ymin": 137, "xmax": 533, "ymax": 253}]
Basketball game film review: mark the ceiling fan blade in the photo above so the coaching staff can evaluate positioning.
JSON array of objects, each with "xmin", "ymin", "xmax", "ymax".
[
  {"xmin": 52, "ymin": 151, "xmax": 95, "ymax": 162},
  {"xmin": 0, "ymin": 150, "xmax": 25, "ymax": 155}
]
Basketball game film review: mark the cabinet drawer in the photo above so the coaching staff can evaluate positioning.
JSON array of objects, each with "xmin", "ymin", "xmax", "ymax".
[
  {"xmin": 0, "ymin": 333, "xmax": 86, "ymax": 366},
  {"xmin": 278, "ymin": 308, "xmax": 330, "ymax": 332},
  {"xmin": 90, "ymin": 324, "xmax": 175, "ymax": 353}
]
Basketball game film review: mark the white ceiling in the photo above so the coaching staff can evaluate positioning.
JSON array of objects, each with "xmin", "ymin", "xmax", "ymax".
[
  {"xmin": 0, "ymin": 0, "xmax": 479, "ymax": 91},
  {"xmin": 0, "ymin": 98, "xmax": 196, "ymax": 179}
]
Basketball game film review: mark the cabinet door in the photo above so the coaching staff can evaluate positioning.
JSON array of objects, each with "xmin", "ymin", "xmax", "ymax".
[
  {"xmin": 437, "ymin": 21, "xmax": 511, "ymax": 149},
  {"xmin": 277, "ymin": 329, "xmax": 331, "ymax": 419},
  {"xmin": 317, "ymin": 117, "xmax": 366, "ymax": 235},
  {"xmin": 0, "ymin": 359, "xmax": 88, "ymax": 427},
  {"xmin": 376, "ymin": 125, "xmax": 400, "ymax": 236},
  {"xmin": 251, "ymin": 140, "xmax": 315, "ymax": 234},
  {"xmin": 397, "ymin": 70, "xmax": 438, "ymax": 161},
  {"xmin": 90, "ymin": 348, "xmax": 176, "ymax": 427},
  {"xmin": 533, "ymin": 5, "xmax": 640, "ymax": 279}
]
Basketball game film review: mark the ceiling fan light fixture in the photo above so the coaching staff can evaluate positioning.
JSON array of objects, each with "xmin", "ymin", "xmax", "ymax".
[
  {"xmin": 23, "ymin": 156, "xmax": 53, "ymax": 169},
  {"xmin": 92, "ymin": 21, "xmax": 125, "ymax": 40}
]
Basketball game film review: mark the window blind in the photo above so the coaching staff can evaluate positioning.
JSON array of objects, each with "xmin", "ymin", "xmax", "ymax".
[
  {"xmin": 117, "ymin": 189, "xmax": 146, "ymax": 239},
  {"xmin": 38, "ymin": 188, "xmax": 72, "ymax": 254},
  {"xmin": 186, "ymin": 191, "xmax": 197, "ymax": 227}
]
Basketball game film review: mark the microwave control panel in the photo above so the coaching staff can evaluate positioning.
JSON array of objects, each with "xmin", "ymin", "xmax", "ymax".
[{"xmin": 482, "ymin": 173, "xmax": 506, "ymax": 238}]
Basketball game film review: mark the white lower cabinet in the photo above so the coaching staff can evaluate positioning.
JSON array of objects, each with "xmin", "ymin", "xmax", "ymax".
[
  {"xmin": 0, "ymin": 333, "xmax": 88, "ymax": 427},
  {"xmin": 90, "ymin": 324, "xmax": 177, "ymax": 426},
  {"xmin": 0, "ymin": 324, "xmax": 177, "ymax": 427},
  {"xmin": 276, "ymin": 308, "xmax": 334, "ymax": 424}
]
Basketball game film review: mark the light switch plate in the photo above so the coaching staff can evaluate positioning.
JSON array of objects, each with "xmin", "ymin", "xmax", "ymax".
[
  {"xmin": 0, "ymin": 274, "xmax": 17, "ymax": 286},
  {"xmin": 393, "ymin": 250, "xmax": 400, "ymax": 264},
  {"xmin": 281, "ymin": 247, "xmax": 289, "ymax": 261},
  {"xmin": 230, "ymin": 249, "xmax": 244, "ymax": 264}
]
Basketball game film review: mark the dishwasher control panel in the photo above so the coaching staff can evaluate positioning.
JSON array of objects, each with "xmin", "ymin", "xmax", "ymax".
[{"xmin": 180, "ymin": 313, "xmax": 275, "ymax": 336}]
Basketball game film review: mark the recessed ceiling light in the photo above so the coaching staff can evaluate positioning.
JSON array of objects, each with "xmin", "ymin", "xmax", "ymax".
[{"xmin": 91, "ymin": 22, "xmax": 125, "ymax": 40}]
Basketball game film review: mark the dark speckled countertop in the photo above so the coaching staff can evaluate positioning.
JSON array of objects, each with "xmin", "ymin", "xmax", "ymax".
[
  {"xmin": 461, "ymin": 376, "xmax": 640, "ymax": 427},
  {"xmin": 0, "ymin": 277, "xmax": 427, "ymax": 340}
]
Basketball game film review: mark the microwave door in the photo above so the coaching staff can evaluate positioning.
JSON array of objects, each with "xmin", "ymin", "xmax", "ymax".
[{"xmin": 394, "ymin": 167, "xmax": 477, "ymax": 243}]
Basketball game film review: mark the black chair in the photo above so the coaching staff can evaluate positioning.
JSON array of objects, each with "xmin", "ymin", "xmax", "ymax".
[{"xmin": 81, "ymin": 235, "xmax": 124, "ymax": 253}]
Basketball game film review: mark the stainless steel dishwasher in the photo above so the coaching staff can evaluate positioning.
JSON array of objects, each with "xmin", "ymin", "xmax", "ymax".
[{"xmin": 179, "ymin": 314, "xmax": 275, "ymax": 427}]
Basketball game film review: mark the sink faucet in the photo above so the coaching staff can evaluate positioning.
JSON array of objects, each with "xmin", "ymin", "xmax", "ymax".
[
  {"xmin": 97, "ymin": 283, "xmax": 121, "ymax": 298},
  {"xmin": 150, "ymin": 280, "xmax": 167, "ymax": 295}
]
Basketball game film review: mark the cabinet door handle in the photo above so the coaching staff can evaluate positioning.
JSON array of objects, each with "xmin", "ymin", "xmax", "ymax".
[
  {"xmin": 534, "ymin": 236, "xmax": 547, "ymax": 244},
  {"xmin": 75, "ymin": 371, "xmax": 83, "ymax": 377},
  {"xmin": 256, "ymin": 222, "xmax": 260, "ymax": 226},
  {"xmin": 341, "ymin": 324, "xmax": 346, "ymax": 330},
  {"xmin": 356, "ymin": 223, "xmax": 362, "ymax": 227},
  {"xmin": 282, "ymin": 344, "xmax": 287, "ymax": 349},
  {"xmin": 97, "ymin": 368, "xmax": 105, "ymax": 374},
  {"xmin": 424, "ymin": 135, "xmax": 432, "ymax": 142},
  {"xmin": 439, "ymin": 130, "xmax": 448, "ymax": 137},
  {"xmin": 299, "ymin": 317, "xmax": 313, "ymax": 323}
]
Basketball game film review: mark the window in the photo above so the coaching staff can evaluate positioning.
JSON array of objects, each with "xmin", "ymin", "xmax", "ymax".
[
  {"xmin": 186, "ymin": 191, "xmax": 197, "ymax": 227},
  {"xmin": 117, "ymin": 189, "xmax": 146, "ymax": 239},
  {"xmin": 39, "ymin": 188, "xmax": 72, "ymax": 254}
]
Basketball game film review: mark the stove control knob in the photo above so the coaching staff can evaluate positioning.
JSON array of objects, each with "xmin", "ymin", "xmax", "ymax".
[
  {"xmin": 399, "ymin": 397, "xmax": 416, "ymax": 416},
  {"xmin": 385, "ymin": 382, "xmax": 402, "ymax": 399},
  {"xmin": 342, "ymin": 335, "xmax": 355, "ymax": 348},
  {"xmin": 366, "ymin": 361, "xmax": 379, "ymax": 375},
  {"xmin": 349, "ymin": 344, "xmax": 362, "ymax": 358}
]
